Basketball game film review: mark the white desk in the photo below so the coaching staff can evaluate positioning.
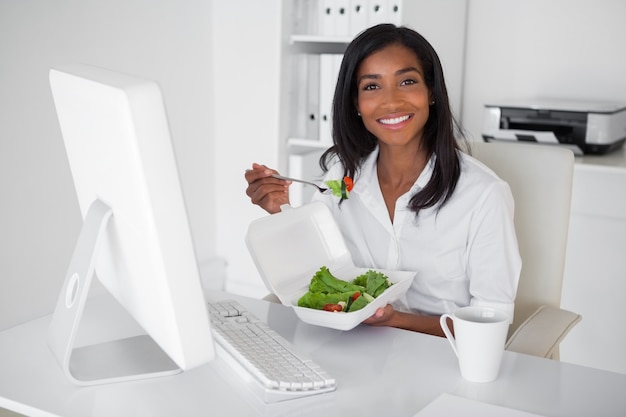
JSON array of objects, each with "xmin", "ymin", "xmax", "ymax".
[{"xmin": 1, "ymin": 292, "xmax": 625, "ymax": 417}]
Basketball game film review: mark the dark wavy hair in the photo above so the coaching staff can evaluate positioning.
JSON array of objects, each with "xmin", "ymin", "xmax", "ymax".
[{"xmin": 320, "ymin": 24, "xmax": 467, "ymax": 215}]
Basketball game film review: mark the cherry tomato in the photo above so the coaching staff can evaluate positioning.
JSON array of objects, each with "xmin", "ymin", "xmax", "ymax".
[
  {"xmin": 323, "ymin": 303, "xmax": 343, "ymax": 312},
  {"xmin": 343, "ymin": 176, "xmax": 354, "ymax": 192},
  {"xmin": 352, "ymin": 291, "xmax": 361, "ymax": 301}
]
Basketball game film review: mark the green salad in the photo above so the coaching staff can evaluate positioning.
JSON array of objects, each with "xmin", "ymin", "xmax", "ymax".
[
  {"xmin": 325, "ymin": 176, "xmax": 353, "ymax": 201},
  {"xmin": 297, "ymin": 266, "xmax": 393, "ymax": 313}
]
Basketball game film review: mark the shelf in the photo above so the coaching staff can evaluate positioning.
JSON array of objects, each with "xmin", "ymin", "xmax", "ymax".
[
  {"xmin": 287, "ymin": 138, "xmax": 331, "ymax": 155},
  {"xmin": 288, "ymin": 34, "xmax": 350, "ymax": 54}
]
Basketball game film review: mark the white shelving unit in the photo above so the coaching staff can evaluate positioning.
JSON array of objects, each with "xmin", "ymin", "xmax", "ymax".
[
  {"xmin": 282, "ymin": 1, "xmax": 404, "ymax": 204},
  {"xmin": 280, "ymin": 0, "xmax": 468, "ymax": 205},
  {"xmin": 288, "ymin": 35, "xmax": 351, "ymax": 54},
  {"xmin": 213, "ymin": 0, "xmax": 467, "ymax": 296}
]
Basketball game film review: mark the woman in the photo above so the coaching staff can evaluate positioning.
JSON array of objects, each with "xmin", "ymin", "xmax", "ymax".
[{"xmin": 245, "ymin": 24, "xmax": 520, "ymax": 337}]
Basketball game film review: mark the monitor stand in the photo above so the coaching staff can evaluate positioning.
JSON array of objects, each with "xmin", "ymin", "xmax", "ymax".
[{"xmin": 47, "ymin": 199, "xmax": 180, "ymax": 385}]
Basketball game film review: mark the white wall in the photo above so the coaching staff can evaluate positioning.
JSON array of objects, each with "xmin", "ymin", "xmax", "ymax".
[
  {"xmin": 462, "ymin": 0, "xmax": 626, "ymax": 141},
  {"xmin": 0, "ymin": 0, "xmax": 216, "ymax": 330},
  {"xmin": 211, "ymin": 1, "xmax": 286, "ymax": 298},
  {"xmin": 402, "ymin": 0, "xmax": 468, "ymax": 120}
]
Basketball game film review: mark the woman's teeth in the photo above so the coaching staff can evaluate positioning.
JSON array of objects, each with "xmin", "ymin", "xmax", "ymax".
[{"xmin": 379, "ymin": 115, "xmax": 410, "ymax": 125}]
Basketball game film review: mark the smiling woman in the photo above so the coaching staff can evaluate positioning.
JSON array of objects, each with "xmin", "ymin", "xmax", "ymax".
[
  {"xmin": 244, "ymin": 24, "xmax": 521, "ymax": 338},
  {"xmin": 356, "ymin": 44, "xmax": 431, "ymax": 144},
  {"xmin": 354, "ymin": 43, "xmax": 433, "ymax": 218},
  {"xmin": 324, "ymin": 24, "xmax": 462, "ymax": 217}
]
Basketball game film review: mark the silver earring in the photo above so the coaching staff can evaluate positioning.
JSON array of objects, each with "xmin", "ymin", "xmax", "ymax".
[
  {"xmin": 357, "ymin": 112, "xmax": 361, "ymax": 116},
  {"xmin": 430, "ymin": 101, "xmax": 435, "ymax": 105}
]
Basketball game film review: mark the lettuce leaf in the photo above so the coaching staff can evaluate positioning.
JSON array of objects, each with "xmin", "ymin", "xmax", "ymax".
[
  {"xmin": 309, "ymin": 266, "xmax": 364, "ymax": 294},
  {"xmin": 325, "ymin": 179, "xmax": 349, "ymax": 200},
  {"xmin": 297, "ymin": 291, "xmax": 355, "ymax": 310},
  {"xmin": 353, "ymin": 270, "xmax": 393, "ymax": 298},
  {"xmin": 297, "ymin": 267, "xmax": 393, "ymax": 313}
]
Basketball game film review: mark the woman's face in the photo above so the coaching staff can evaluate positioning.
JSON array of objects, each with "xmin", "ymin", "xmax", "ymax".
[{"xmin": 355, "ymin": 43, "xmax": 431, "ymax": 150}]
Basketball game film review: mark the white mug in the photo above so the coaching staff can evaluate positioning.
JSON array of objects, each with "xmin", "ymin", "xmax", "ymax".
[{"xmin": 440, "ymin": 306, "xmax": 510, "ymax": 383}]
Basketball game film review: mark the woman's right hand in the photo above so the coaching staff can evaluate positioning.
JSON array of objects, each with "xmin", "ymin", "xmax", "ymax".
[{"xmin": 244, "ymin": 163, "xmax": 291, "ymax": 214}]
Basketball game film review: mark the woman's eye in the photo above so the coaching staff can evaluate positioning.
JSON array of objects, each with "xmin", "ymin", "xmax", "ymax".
[
  {"xmin": 362, "ymin": 83, "xmax": 378, "ymax": 91},
  {"xmin": 401, "ymin": 79, "xmax": 417, "ymax": 86}
]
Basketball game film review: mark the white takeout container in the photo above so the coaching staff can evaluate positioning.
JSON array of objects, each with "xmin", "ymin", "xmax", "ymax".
[{"xmin": 245, "ymin": 202, "xmax": 415, "ymax": 331}]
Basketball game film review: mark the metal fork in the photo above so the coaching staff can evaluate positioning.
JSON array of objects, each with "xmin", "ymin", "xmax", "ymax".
[{"xmin": 271, "ymin": 174, "xmax": 331, "ymax": 194}]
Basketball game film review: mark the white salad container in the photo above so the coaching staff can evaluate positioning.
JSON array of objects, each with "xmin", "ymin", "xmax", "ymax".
[{"xmin": 245, "ymin": 202, "xmax": 415, "ymax": 331}]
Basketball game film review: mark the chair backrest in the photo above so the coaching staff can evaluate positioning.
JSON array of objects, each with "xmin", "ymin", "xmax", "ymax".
[{"xmin": 470, "ymin": 141, "xmax": 575, "ymax": 335}]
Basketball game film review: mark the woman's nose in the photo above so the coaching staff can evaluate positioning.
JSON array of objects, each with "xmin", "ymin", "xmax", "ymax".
[{"xmin": 381, "ymin": 87, "xmax": 403, "ymax": 110}]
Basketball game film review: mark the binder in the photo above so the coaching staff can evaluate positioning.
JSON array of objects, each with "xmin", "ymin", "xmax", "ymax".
[
  {"xmin": 287, "ymin": 153, "xmax": 305, "ymax": 207},
  {"xmin": 306, "ymin": 55, "xmax": 320, "ymax": 141},
  {"xmin": 367, "ymin": 0, "xmax": 388, "ymax": 27},
  {"xmin": 318, "ymin": 0, "xmax": 336, "ymax": 36},
  {"xmin": 348, "ymin": 0, "xmax": 368, "ymax": 37},
  {"xmin": 318, "ymin": 54, "xmax": 334, "ymax": 144},
  {"xmin": 293, "ymin": 0, "xmax": 313, "ymax": 35},
  {"xmin": 291, "ymin": 54, "xmax": 323, "ymax": 141},
  {"xmin": 287, "ymin": 149, "xmax": 326, "ymax": 206},
  {"xmin": 290, "ymin": 54, "xmax": 309, "ymax": 139},
  {"xmin": 335, "ymin": 0, "xmax": 350, "ymax": 37},
  {"xmin": 318, "ymin": 54, "xmax": 343, "ymax": 144},
  {"xmin": 389, "ymin": 0, "xmax": 402, "ymax": 26}
]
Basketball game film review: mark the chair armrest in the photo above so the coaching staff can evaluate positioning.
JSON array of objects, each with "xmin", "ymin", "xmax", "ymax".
[{"xmin": 505, "ymin": 305, "xmax": 582, "ymax": 359}]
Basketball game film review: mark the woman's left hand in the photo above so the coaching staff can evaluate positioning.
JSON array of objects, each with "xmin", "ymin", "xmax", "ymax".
[
  {"xmin": 362, "ymin": 304, "xmax": 397, "ymax": 327},
  {"xmin": 363, "ymin": 304, "xmax": 448, "ymax": 337}
]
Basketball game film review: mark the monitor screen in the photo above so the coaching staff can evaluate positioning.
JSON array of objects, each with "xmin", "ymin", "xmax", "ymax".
[{"xmin": 47, "ymin": 64, "xmax": 214, "ymax": 385}]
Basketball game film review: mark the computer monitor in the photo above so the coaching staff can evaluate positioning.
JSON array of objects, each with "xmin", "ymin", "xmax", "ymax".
[{"xmin": 47, "ymin": 64, "xmax": 215, "ymax": 385}]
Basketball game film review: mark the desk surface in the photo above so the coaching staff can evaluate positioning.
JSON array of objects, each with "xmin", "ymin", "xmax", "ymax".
[
  {"xmin": 1, "ymin": 292, "xmax": 625, "ymax": 417},
  {"xmin": 574, "ymin": 145, "xmax": 626, "ymax": 170}
]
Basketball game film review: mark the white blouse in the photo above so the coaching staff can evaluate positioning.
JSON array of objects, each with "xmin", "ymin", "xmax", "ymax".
[{"xmin": 311, "ymin": 147, "xmax": 521, "ymax": 321}]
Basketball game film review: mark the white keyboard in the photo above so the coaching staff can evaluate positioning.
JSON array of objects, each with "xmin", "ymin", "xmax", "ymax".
[{"xmin": 207, "ymin": 299, "xmax": 336, "ymax": 403}]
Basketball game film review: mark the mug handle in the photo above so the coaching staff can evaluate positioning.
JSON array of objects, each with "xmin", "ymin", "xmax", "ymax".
[{"xmin": 440, "ymin": 313, "xmax": 458, "ymax": 357}]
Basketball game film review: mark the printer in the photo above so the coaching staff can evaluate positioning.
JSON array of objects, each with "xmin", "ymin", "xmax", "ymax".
[{"xmin": 482, "ymin": 100, "xmax": 626, "ymax": 154}]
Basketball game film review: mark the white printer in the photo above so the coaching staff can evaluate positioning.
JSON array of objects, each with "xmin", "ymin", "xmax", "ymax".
[{"xmin": 482, "ymin": 100, "xmax": 626, "ymax": 154}]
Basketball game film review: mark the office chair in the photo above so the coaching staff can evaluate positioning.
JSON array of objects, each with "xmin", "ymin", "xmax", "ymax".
[{"xmin": 471, "ymin": 140, "xmax": 582, "ymax": 359}]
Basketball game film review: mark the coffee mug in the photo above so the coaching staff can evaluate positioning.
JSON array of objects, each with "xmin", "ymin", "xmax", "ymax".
[{"xmin": 440, "ymin": 306, "xmax": 510, "ymax": 382}]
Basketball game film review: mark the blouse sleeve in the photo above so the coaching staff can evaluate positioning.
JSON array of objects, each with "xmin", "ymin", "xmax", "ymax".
[{"xmin": 467, "ymin": 180, "xmax": 521, "ymax": 322}]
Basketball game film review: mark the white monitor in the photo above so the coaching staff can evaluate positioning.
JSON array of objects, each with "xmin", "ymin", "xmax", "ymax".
[{"xmin": 47, "ymin": 64, "xmax": 215, "ymax": 385}]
